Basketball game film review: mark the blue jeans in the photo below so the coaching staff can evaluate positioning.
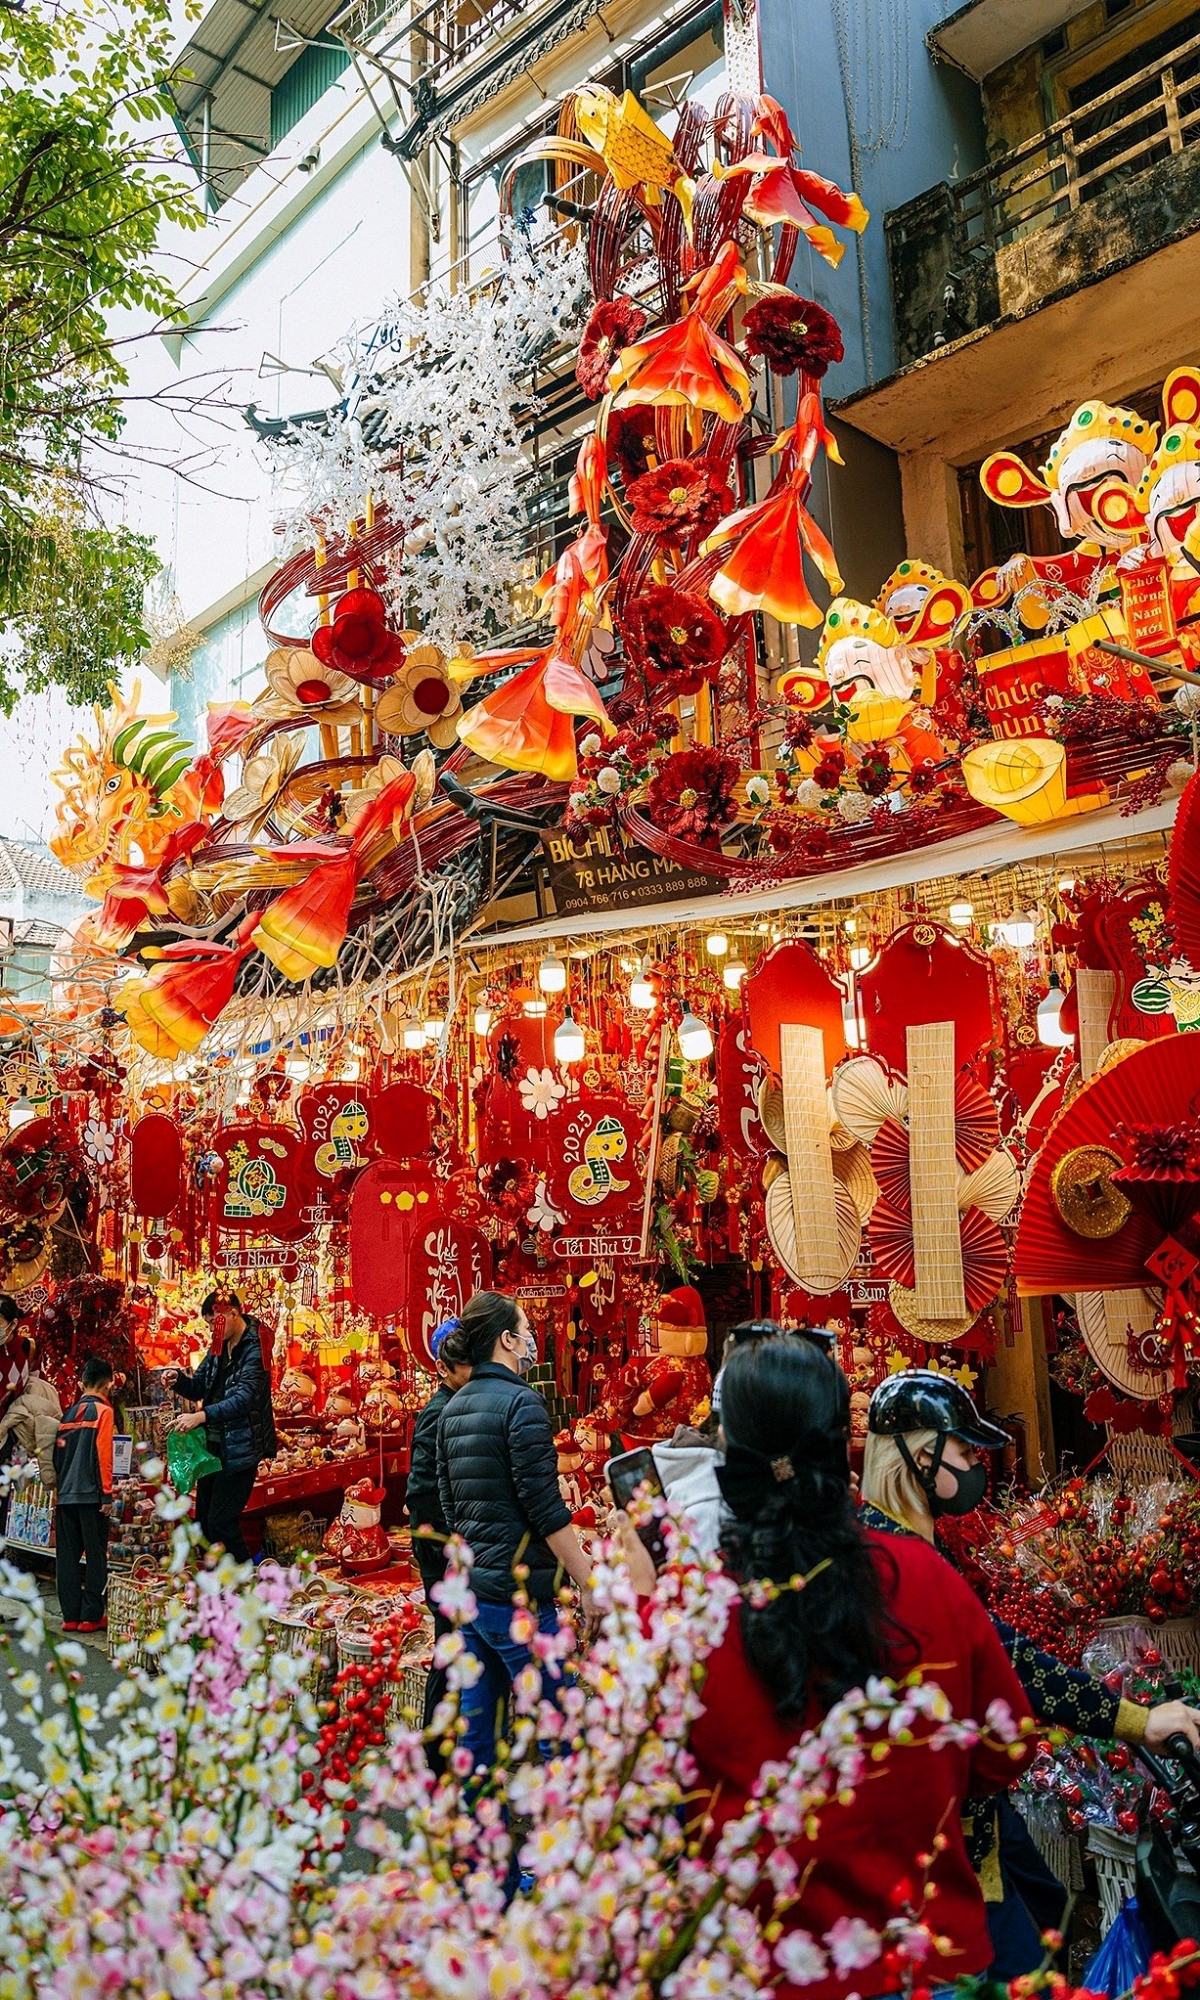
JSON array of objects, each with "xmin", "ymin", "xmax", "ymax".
[{"xmin": 460, "ymin": 1598, "xmax": 564, "ymax": 1775}]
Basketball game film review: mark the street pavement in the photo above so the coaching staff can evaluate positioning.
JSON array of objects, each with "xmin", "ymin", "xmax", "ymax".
[{"xmin": 0, "ymin": 1565, "xmax": 120, "ymax": 1765}]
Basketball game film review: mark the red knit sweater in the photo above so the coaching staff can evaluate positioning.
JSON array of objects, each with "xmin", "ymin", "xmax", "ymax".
[{"xmin": 688, "ymin": 1530, "xmax": 1033, "ymax": 2000}]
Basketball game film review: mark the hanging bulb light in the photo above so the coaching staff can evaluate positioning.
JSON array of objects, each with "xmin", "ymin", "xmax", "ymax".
[
  {"xmin": 473, "ymin": 1001, "xmax": 493, "ymax": 1038},
  {"xmin": 841, "ymin": 999, "xmax": 862, "ymax": 1050},
  {"xmin": 723, "ymin": 955, "xmax": 748, "ymax": 991},
  {"xmin": 1037, "ymin": 972, "xmax": 1073, "ymax": 1048},
  {"xmin": 949, "ymin": 900, "xmax": 974, "ymax": 928},
  {"xmin": 705, "ymin": 931, "xmax": 728, "ymax": 957},
  {"xmin": 424, "ymin": 1014, "xmax": 445, "ymax": 1043},
  {"xmin": 538, "ymin": 946, "xmax": 567, "ymax": 993},
  {"xmin": 843, "ymin": 917, "xmax": 857, "ymax": 936},
  {"xmin": 402, "ymin": 1014, "xmax": 425, "ymax": 1051},
  {"xmin": 992, "ymin": 912, "xmax": 1037, "ymax": 950},
  {"xmin": 554, "ymin": 1006, "xmax": 585, "ymax": 1064},
  {"xmin": 677, "ymin": 1005, "xmax": 714, "ymax": 1062},
  {"xmin": 629, "ymin": 956, "xmax": 655, "ymax": 1009},
  {"xmin": 849, "ymin": 946, "xmax": 870, "ymax": 972},
  {"xmin": 524, "ymin": 994, "xmax": 548, "ymax": 1017}
]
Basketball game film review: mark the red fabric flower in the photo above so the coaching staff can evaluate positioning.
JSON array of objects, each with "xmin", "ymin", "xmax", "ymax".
[
  {"xmin": 857, "ymin": 750, "xmax": 892, "ymax": 797},
  {"xmin": 620, "ymin": 584, "xmax": 727, "ymax": 694},
  {"xmin": 743, "ymin": 295, "xmax": 844, "ymax": 378},
  {"xmin": 645, "ymin": 746, "xmax": 739, "ymax": 846},
  {"xmin": 625, "ymin": 460, "xmax": 734, "ymax": 541},
  {"xmin": 812, "ymin": 749, "xmax": 847, "ymax": 789},
  {"xmin": 605, "ymin": 406, "xmax": 657, "ymax": 485},
  {"xmin": 576, "ymin": 298, "xmax": 648, "ymax": 400},
  {"xmin": 311, "ymin": 587, "xmax": 405, "ymax": 686}
]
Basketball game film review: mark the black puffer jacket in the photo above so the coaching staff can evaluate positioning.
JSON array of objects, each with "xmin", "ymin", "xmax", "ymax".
[
  {"xmin": 437, "ymin": 1362, "xmax": 571, "ymax": 1604},
  {"xmin": 407, "ymin": 1383, "xmax": 452, "ymax": 1538},
  {"xmin": 174, "ymin": 1319, "xmax": 277, "ymax": 1474}
]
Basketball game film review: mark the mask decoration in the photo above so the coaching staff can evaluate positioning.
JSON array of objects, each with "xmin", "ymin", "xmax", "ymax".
[{"xmin": 980, "ymin": 401, "xmax": 1156, "ymax": 556}]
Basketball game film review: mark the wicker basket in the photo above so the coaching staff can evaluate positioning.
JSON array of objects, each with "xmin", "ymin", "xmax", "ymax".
[
  {"xmin": 107, "ymin": 1561, "xmax": 178, "ymax": 1669},
  {"xmin": 263, "ymin": 1509, "xmax": 327, "ymax": 1560},
  {"xmin": 335, "ymin": 1609, "xmax": 432, "ymax": 1726},
  {"xmin": 263, "ymin": 1609, "xmax": 337, "ymax": 1706},
  {"xmin": 1089, "ymin": 1825, "xmax": 1137, "ymax": 1934},
  {"xmin": 1157, "ymin": 1614, "xmax": 1200, "ymax": 1674},
  {"xmin": 119, "ymin": 1406, "xmax": 175, "ymax": 1459}
]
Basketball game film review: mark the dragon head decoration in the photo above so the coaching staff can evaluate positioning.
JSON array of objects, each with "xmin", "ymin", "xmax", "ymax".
[{"xmin": 50, "ymin": 683, "xmax": 220, "ymax": 899}]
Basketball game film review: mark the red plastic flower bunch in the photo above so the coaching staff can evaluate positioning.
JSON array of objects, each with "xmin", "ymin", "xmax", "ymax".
[
  {"xmin": 812, "ymin": 746, "xmax": 848, "ymax": 791},
  {"xmin": 856, "ymin": 749, "xmax": 893, "ymax": 798},
  {"xmin": 303, "ymin": 1602, "xmax": 425, "ymax": 1813},
  {"xmin": 743, "ymin": 293, "xmax": 844, "ymax": 377},
  {"xmin": 620, "ymin": 583, "xmax": 728, "ymax": 693},
  {"xmin": 576, "ymin": 297, "xmax": 648, "ymax": 399},
  {"xmin": 311, "ymin": 587, "xmax": 405, "ymax": 685},
  {"xmin": 625, "ymin": 460, "xmax": 734, "ymax": 542},
  {"xmin": 604, "ymin": 405, "xmax": 657, "ymax": 484},
  {"xmin": 645, "ymin": 745, "xmax": 739, "ymax": 846}
]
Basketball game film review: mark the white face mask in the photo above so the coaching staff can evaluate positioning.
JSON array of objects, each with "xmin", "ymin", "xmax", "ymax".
[{"xmin": 516, "ymin": 1330, "xmax": 537, "ymax": 1377}]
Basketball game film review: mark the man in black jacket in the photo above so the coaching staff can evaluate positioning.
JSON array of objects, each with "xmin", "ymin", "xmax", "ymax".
[
  {"xmin": 165, "ymin": 1290, "xmax": 277, "ymax": 1563},
  {"xmin": 437, "ymin": 1290, "xmax": 593, "ymax": 1774},
  {"xmin": 406, "ymin": 1318, "xmax": 472, "ymax": 1757}
]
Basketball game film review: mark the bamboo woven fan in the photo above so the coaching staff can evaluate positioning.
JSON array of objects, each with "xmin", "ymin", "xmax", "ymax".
[
  {"xmin": 830, "ymin": 1056, "xmax": 907, "ymax": 1146},
  {"xmin": 1016, "ymin": 1038, "xmax": 1200, "ymax": 1295},
  {"xmin": 765, "ymin": 1174, "xmax": 861, "ymax": 1293},
  {"xmin": 958, "ymin": 1148, "xmax": 1021, "ymax": 1222},
  {"xmin": 1096, "ymin": 1039, "xmax": 1147, "ymax": 1075},
  {"xmin": 762, "ymin": 1153, "xmax": 786, "ymax": 1193},
  {"xmin": 1076, "ymin": 1287, "xmax": 1171, "ymax": 1400},
  {"xmin": 757, "ymin": 1076, "xmax": 785, "ymax": 1151},
  {"xmin": 656, "ymin": 1132, "xmax": 685, "ymax": 1199},
  {"xmin": 1169, "ymin": 767, "xmax": 1200, "ymax": 966},
  {"xmin": 832, "ymin": 1140, "xmax": 879, "ymax": 1222},
  {"xmin": 887, "ymin": 1280, "xmax": 979, "ymax": 1345},
  {"xmin": 907, "ymin": 1023, "xmax": 968, "ymax": 1321}
]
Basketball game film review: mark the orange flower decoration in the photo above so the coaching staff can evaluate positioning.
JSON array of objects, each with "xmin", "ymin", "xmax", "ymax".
[
  {"xmin": 606, "ymin": 241, "xmax": 751, "ymax": 424},
  {"xmin": 119, "ymin": 935, "xmax": 256, "ymax": 1059},
  {"xmin": 706, "ymin": 398, "xmax": 844, "ymax": 626},
  {"xmin": 457, "ymin": 646, "xmax": 614, "ymax": 784},
  {"xmin": 715, "ymin": 96, "xmax": 868, "ymax": 268},
  {"xmin": 253, "ymin": 770, "xmax": 416, "ymax": 983}
]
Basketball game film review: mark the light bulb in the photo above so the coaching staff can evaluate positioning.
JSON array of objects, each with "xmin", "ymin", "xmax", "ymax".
[
  {"xmin": 524, "ymin": 995, "xmax": 548, "ymax": 1017},
  {"xmin": 849, "ymin": 946, "xmax": 870, "ymax": 971},
  {"xmin": 630, "ymin": 956, "xmax": 655, "ymax": 1009},
  {"xmin": 949, "ymin": 900, "xmax": 973, "ymax": 928},
  {"xmin": 1057, "ymin": 875, "xmax": 1076, "ymax": 894},
  {"xmin": 842, "ymin": 999, "xmax": 862, "ymax": 1049},
  {"xmin": 705, "ymin": 931, "xmax": 728, "ymax": 957},
  {"xmin": 473, "ymin": 1003, "xmax": 493, "ymax": 1037},
  {"xmin": 538, "ymin": 947, "xmax": 567, "ymax": 993},
  {"xmin": 8, "ymin": 1090, "xmax": 36, "ymax": 1130},
  {"xmin": 554, "ymin": 1006, "xmax": 585, "ymax": 1064},
  {"xmin": 723, "ymin": 955, "xmax": 748, "ymax": 990},
  {"xmin": 1037, "ymin": 974, "xmax": 1073, "ymax": 1048},
  {"xmin": 677, "ymin": 1006, "xmax": 714, "ymax": 1062},
  {"xmin": 424, "ymin": 1015, "xmax": 445, "ymax": 1043},
  {"xmin": 402, "ymin": 1015, "xmax": 425, "ymax": 1051},
  {"xmin": 992, "ymin": 914, "xmax": 1036, "ymax": 949},
  {"xmin": 843, "ymin": 917, "xmax": 857, "ymax": 936}
]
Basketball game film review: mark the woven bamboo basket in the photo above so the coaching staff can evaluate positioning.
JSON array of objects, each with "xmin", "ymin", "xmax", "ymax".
[
  {"xmin": 263, "ymin": 1509, "xmax": 328, "ymax": 1560},
  {"xmin": 107, "ymin": 1561, "xmax": 178, "ymax": 1669},
  {"xmin": 1156, "ymin": 1615, "xmax": 1200, "ymax": 1674},
  {"xmin": 335, "ymin": 1611, "xmax": 432, "ymax": 1726},
  {"xmin": 1026, "ymin": 1823, "xmax": 1085, "ymax": 1895},
  {"xmin": 1088, "ymin": 1825, "xmax": 1137, "ymax": 1934},
  {"xmin": 263, "ymin": 1608, "xmax": 338, "ymax": 1706}
]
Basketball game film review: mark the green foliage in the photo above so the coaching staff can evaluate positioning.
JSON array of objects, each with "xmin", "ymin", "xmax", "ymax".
[{"xmin": 0, "ymin": 0, "xmax": 201, "ymax": 705}]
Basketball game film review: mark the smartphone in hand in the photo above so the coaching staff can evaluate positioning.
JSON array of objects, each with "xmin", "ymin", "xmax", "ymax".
[{"xmin": 606, "ymin": 1447, "xmax": 668, "ymax": 1568}]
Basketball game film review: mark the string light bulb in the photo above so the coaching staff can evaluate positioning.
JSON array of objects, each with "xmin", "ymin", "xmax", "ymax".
[
  {"xmin": 949, "ymin": 900, "xmax": 973, "ymax": 928},
  {"xmin": 554, "ymin": 1006, "xmax": 585, "ymax": 1064},
  {"xmin": 992, "ymin": 912, "xmax": 1037, "ymax": 950},
  {"xmin": 723, "ymin": 955, "xmax": 748, "ymax": 990},
  {"xmin": 677, "ymin": 1006, "xmax": 713, "ymax": 1062},
  {"xmin": 849, "ymin": 946, "xmax": 870, "ymax": 972},
  {"xmin": 401, "ymin": 1015, "xmax": 425, "ymax": 1051},
  {"xmin": 538, "ymin": 947, "xmax": 567, "ymax": 993},
  {"xmin": 424, "ymin": 1015, "xmax": 445, "ymax": 1043},
  {"xmin": 629, "ymin": 956, "xmax": 655, "ymax": 1009},
  {"xmin": 1037, "ymin": 973, "xmax": 1073, "ymax": 1048},
  {"xmin": 705, "ymin": 931, "xmax": 729, "ymax": 957},
  {"xmin": 473, "ymin": 1001, "xmax": 493, "ymax": 1037}
]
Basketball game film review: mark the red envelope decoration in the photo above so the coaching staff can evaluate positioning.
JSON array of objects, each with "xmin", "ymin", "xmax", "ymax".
[
  {"xmin": 297, "ymin": 1084, "xmax": 376, "ymax": 1184},
  {"xmin": 210, "ymin": 1123, "xmax": 310, "ymax": 1240},
  {"xmin": 403, "ymin": 1210, "xmax": 492, "ymax": 1366},
  {"xmin": 744, "ymin": 939, "xmax": 846, "ymax": 1078},
  {"xmin": 858, "ymin": 922, "xmax": 1000, "ymax": 1077},
  {"xmin": 130, "ymin": 1114, "xmax": 184, "ymax": 1218},
  {"xmin": 545, "ymin": 1093, "xmax": 645, "ymax": 1256}
]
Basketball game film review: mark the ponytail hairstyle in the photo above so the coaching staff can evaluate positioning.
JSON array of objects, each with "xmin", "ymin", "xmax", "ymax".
[
  {"xmin": 718, "ymin": 1333, "xmax": 898, "ymax": 1719},
  {"xmin": 456, "ymin": 1290, "xmax": 521, "ymax": 1368}
]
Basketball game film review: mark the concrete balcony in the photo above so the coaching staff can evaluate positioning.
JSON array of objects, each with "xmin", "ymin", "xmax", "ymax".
[{"xmin": 888, "ymin": 26, "xmax": 1200, "ymax": 367}]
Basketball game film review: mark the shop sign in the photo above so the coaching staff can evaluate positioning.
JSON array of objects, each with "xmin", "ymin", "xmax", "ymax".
[
  {"xmin": 848, "ymin": 1280, "xmax": 888, "ymax": 1305},
  {"xmin": 551, "ymin": 1234, "xmax": 642, "ymax": 1259},
  {"xmin": 216, "ymin": 1242, "xmax": 302, "ymax": 1275},
  {"xmin": 541, "ymin": 827, "xmax": 722, "ymax": 916}
]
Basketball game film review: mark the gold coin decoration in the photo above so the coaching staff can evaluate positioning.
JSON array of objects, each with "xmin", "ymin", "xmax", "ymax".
[{"xmin": 1050, "ymin": 1145, "xmax": 1132, "ymax": 1239}]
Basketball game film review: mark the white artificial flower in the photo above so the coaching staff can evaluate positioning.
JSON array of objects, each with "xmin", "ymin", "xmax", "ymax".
[
  {"xmin": 837, "ymin": 789, "xmax": 873, "ymax": 824},
  {"xmin": 82, "ymin": 1118, "xmax": 115, "ymax": 1166},
  {"xmin": 526, "ymin": 1180, "xmax": 563, "ymax": 1233},
  {"xmin": 795, "ymin": 778, "xmax": 824, "ymax": 810},
  {"xmin": 595, "ymin": 767, "xmax": 622, "ymax": 796},
  {"xmin": 579, "ymin": 732, "xmax": 602, "ymax": 757},
  {"xmin": 743, "ymin": 774, "xmax": 770, "ymax": 808},
  {"xmin": 518, "ymin": 1068, "xmax": 567, "ymax": 1120}
]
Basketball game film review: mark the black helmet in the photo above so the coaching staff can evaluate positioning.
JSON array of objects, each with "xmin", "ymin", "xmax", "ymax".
[{"xmin": 868, "ymin": 1369, "xmax": 1009, "ymax": 1451}]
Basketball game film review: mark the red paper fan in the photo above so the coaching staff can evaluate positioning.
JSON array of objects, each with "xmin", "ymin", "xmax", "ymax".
[
  {"xmin": 1015, "ymin": 1037, "xmax": 1200, "ymax": 1295},
  {"xmin": 867, "ymin": 1195, "xmax": 916, "ymax": 1287},
  {"xmin": 954, "ymin": 1072, "xmax": 1000, "ymax": 1173},
  {"xmin": 1170, "ymin": 768, "xmax": 1200, "ymax": 968},
  {"xmin": 960, "ymin": 1205, "xmax": 1008, "ymax": 1314},
  {"xmin": 870, "ymin": 1118, "xmax": 910, "ymax": 1210}
]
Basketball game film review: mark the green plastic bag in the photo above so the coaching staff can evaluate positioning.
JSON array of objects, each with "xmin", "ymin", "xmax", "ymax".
[{"xmin": 167, "ymin": 1425, "xmax": 222, "ymax": 1497}]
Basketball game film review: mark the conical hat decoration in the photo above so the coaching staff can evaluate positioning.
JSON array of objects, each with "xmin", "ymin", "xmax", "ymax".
[{"xmin": 961, "ymin": 737, "xmax": 1067, "ymax": 825}]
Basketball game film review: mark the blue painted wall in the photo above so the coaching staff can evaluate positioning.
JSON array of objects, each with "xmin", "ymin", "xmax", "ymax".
[{"xmin": 758, "ymin": 0, "xmax": 986, "ymax": 394}]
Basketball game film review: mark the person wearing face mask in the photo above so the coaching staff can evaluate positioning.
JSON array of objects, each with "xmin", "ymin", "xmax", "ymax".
[
  {"xmin": 436, "ymin": 1289, "xmax": 595, "ymax": 1773},
  {"xmin": 862, "ymin": 1371, "xmax": 1200, "ymax": 1979}
]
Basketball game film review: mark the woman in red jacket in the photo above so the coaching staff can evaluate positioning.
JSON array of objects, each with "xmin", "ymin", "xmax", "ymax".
[{"xmin": 671, "ymin": 1334, "xmax": 1033, "ymax": 2000}]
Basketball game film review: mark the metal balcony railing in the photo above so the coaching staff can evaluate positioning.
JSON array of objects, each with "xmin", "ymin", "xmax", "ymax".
[{"xmin": 948, "ymin": 27, "xmax": 1200, "ymax": 255}]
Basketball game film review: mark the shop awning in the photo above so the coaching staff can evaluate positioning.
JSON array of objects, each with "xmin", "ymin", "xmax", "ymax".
[{"xmin": 928, "ymin": 0, "xmax": 1092, "ymax": 81}]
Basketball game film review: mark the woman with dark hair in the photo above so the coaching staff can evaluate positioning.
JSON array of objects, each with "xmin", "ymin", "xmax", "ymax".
[
  {"xmin": 437, "ymin": 1290, "xmax": 594, "ymax": 1773},
  {"xmin": 625, "ymin": 1334, "xmax": 1033, "ymax": 2000}
]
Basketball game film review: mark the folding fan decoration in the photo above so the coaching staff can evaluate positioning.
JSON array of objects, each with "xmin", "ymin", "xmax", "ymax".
[
  {"xmin": 1015, "ymin": 1035, "xmax": 1200, "ymax": 1387},
  {"xmin": 1169, "ymin": 766, "xmax": 1200, "ymax": 972},
  {"xmin": 831, "ymin": 1033, "xmax": 1018, "ymax": 1343},
  {"xmin": 757, "ymin": 1056, "xmax": 878, "ymax": 1295}
]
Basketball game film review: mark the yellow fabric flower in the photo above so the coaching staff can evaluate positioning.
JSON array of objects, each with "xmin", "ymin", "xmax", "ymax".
[{"xmin": 374, "ymin": 642, "xmax": 462, "ymax": 747}]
